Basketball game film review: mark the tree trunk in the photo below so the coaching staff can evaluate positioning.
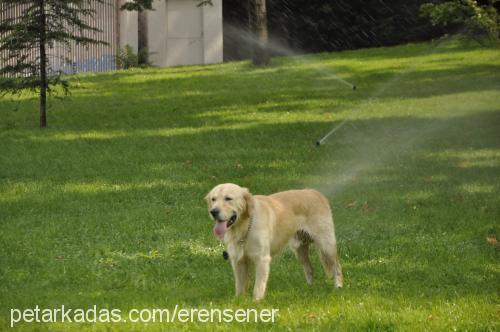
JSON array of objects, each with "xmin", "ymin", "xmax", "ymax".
[
  {"xmin": 250, "ymin": 0, "xmax": 270, "ymax": 65},
  {"xmin": 138, "ymin": 10, "xmax": 148, "ymax": 65},
  {"xmin": 39, "ymin": 0, "xmax": 47, "ymax": 128}
]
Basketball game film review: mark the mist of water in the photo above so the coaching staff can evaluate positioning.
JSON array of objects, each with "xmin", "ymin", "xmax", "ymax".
[
  {"xmin": 227, "ymin": 24, "xmax": 461, "ymax": 198},
  {"xmin": 310, "ymin": 36, "xmax": 461, "ymax": 198},
  {"xmin": 225, "ymin": 23, "xmax": 357, "ymax": 90}
]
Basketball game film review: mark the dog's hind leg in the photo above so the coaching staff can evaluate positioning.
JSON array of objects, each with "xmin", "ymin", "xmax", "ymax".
[
  {"xmin": 291, "ymin": 231, "xmax": 314, "ymax": 285},
  {"xmin": 319, "ymin": 248, "xmax": 343, "ymax": 288},
  {"xmin": 316, "ymin": 236, "xmax": 343, "ymax": 288},
  {"xmin": 297, "ymin": 243, "xmax": 314, "ymax": 285}
]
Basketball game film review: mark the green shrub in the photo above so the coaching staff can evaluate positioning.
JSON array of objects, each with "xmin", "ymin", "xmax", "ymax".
[
  {"xmin": 137, "ymin": 47, "xmax": 150, "ymax": 66},
  {"xmin": 420, "ymin": 0, "xmax": 499, "ymax": 40},
  {"xmin": 116, "ymin": 45, "xmax": 152, "ymax": 69},
  {"xmin": 116, "ymin": 45, "xmax": 139, "ymax": 69}
]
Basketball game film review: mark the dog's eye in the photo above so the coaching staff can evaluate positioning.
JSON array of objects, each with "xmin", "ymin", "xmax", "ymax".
[
  {"xmin": 225, "ymin": 197, "xmax": 232, "ymax": 201},
  {"xmin": 211, "ymin": 198, "xmax": 216, "ymax": 202}
]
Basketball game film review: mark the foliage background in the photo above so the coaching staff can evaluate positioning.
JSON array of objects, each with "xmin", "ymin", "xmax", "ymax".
[{"xmin": 223, "ymin": 0, "xmax": 499, "ymax": 60}]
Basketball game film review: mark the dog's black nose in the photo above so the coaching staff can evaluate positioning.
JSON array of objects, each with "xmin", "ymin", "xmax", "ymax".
[{"xmin": 210, "ymin": 208, "xmax": 220, "ymax": 218}]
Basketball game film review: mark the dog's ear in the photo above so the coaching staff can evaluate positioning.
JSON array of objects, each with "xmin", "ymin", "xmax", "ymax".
[
  {"xmin": 243, "ymin": 187, "xmax": 254, "ymax": 218},
  {"xmin": 204, "ymin": 191, "xmax": 211, "ymax": 204}
]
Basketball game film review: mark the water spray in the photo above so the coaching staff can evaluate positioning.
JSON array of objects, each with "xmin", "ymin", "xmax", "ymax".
[
  {"xmin": 226, "ymin": 24, "xmax": 357, "ymax": 91},
  {"xmin": 316, "ymin": 84, "xmax": 357, "ymax": 146},
  {"xmin": 315, "ymin": 35, "xmax": 456, "ymax": 148}
]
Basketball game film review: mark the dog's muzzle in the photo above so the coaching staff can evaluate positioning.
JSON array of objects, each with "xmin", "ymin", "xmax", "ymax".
[{"xmin": 213, "ymin": 213, "xmax": 237, "ymax": 238}]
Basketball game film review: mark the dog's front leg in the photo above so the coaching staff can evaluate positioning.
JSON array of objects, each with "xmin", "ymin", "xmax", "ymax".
[
  {"xmin": 253, "ymin": 255, "xmax": 271, "ymax": 301},
  {"xmin": 231, "ymin": 258, "xmax": 248, "ymax": 296}
]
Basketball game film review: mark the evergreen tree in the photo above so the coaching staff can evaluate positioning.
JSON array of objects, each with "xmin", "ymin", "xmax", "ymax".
[
  {"xmin": 0, "ymin": 0, "xmax": 105, "ymax": 128},
  {"xmin": 119, "ymin": 0, "xmax": 153, "ymax": 11}
]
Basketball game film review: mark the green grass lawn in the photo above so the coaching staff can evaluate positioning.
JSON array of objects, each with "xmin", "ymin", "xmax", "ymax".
[{"xmin": 1, "ymin": 38, "xmax": 499, "ymax": 331}]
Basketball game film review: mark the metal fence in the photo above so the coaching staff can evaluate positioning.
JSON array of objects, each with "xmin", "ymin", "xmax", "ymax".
[{"xmin": 0, "ymin": 0, "xmax": 119, "ymax": 76}]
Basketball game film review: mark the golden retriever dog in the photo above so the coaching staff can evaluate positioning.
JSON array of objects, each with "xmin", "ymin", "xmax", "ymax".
[{"xmin": 205, "ymin": 183, "xmax": 343, "ymax": 300}]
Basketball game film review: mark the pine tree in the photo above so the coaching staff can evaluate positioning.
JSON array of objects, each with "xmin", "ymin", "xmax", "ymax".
[
  {"xmin": 119, "ymin": 0, "xmax": 153, "ymax": 11},
  {"xmin": 0, "ymin": 0, "xmax": 105, "ymax": 128}
]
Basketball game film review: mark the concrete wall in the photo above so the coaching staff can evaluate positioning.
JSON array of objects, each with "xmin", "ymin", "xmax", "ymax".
[
  {"xmin": 118, "ymin": 0, "xmax": 139, "ymax": 52},
  {"xmin": 124, "ymin": 0, "xmax": 222, "ymax": 67},
  {"xmin": 202, "ymin": 0, "xmax": 223, "ymax": 64}
]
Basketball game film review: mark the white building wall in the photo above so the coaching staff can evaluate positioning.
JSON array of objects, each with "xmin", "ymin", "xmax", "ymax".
[
  {"xmin": 165, "ymin": 0, "xmax": 204, "ymax": 66},
  {"xmin": 202, "ymin": 0, "xmax": 223, "ymax": 64},
  {"xmin": 147, "ymin": 0, "xmax": 223, "ymax": 67},
  {"xmin": 147, "ymin": 0, "xmax": 167, "ymax": 66},
  {"xmin": 119, "ymin": 0, "xmax": 138, "ymax": 52}
]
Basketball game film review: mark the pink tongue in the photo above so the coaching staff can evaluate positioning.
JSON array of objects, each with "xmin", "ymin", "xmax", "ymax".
[{"xmin": 213, "ymin": 221, "xmax": 228, "ymax": 237}]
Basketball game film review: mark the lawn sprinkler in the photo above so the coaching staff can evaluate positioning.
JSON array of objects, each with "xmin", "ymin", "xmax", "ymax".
[{"xmin": 316, "ymin": 84, "xmax": 357, "ymax": 147}]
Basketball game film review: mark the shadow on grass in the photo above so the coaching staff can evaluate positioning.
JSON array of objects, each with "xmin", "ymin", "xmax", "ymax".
[{"xmin": 1, "ymin": 46, "xmax": 499, "ymax": 133}]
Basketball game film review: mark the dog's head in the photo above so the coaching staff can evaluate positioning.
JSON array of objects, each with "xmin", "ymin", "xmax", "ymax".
[{"xmin": 205, "ymin": 183, "xmax": 253, "ymax": 239}]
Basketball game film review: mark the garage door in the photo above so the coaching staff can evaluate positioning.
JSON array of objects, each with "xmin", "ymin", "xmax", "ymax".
[{"xmin": 166, "ymin": 0, "xmax": 204, "ymax": 66}]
